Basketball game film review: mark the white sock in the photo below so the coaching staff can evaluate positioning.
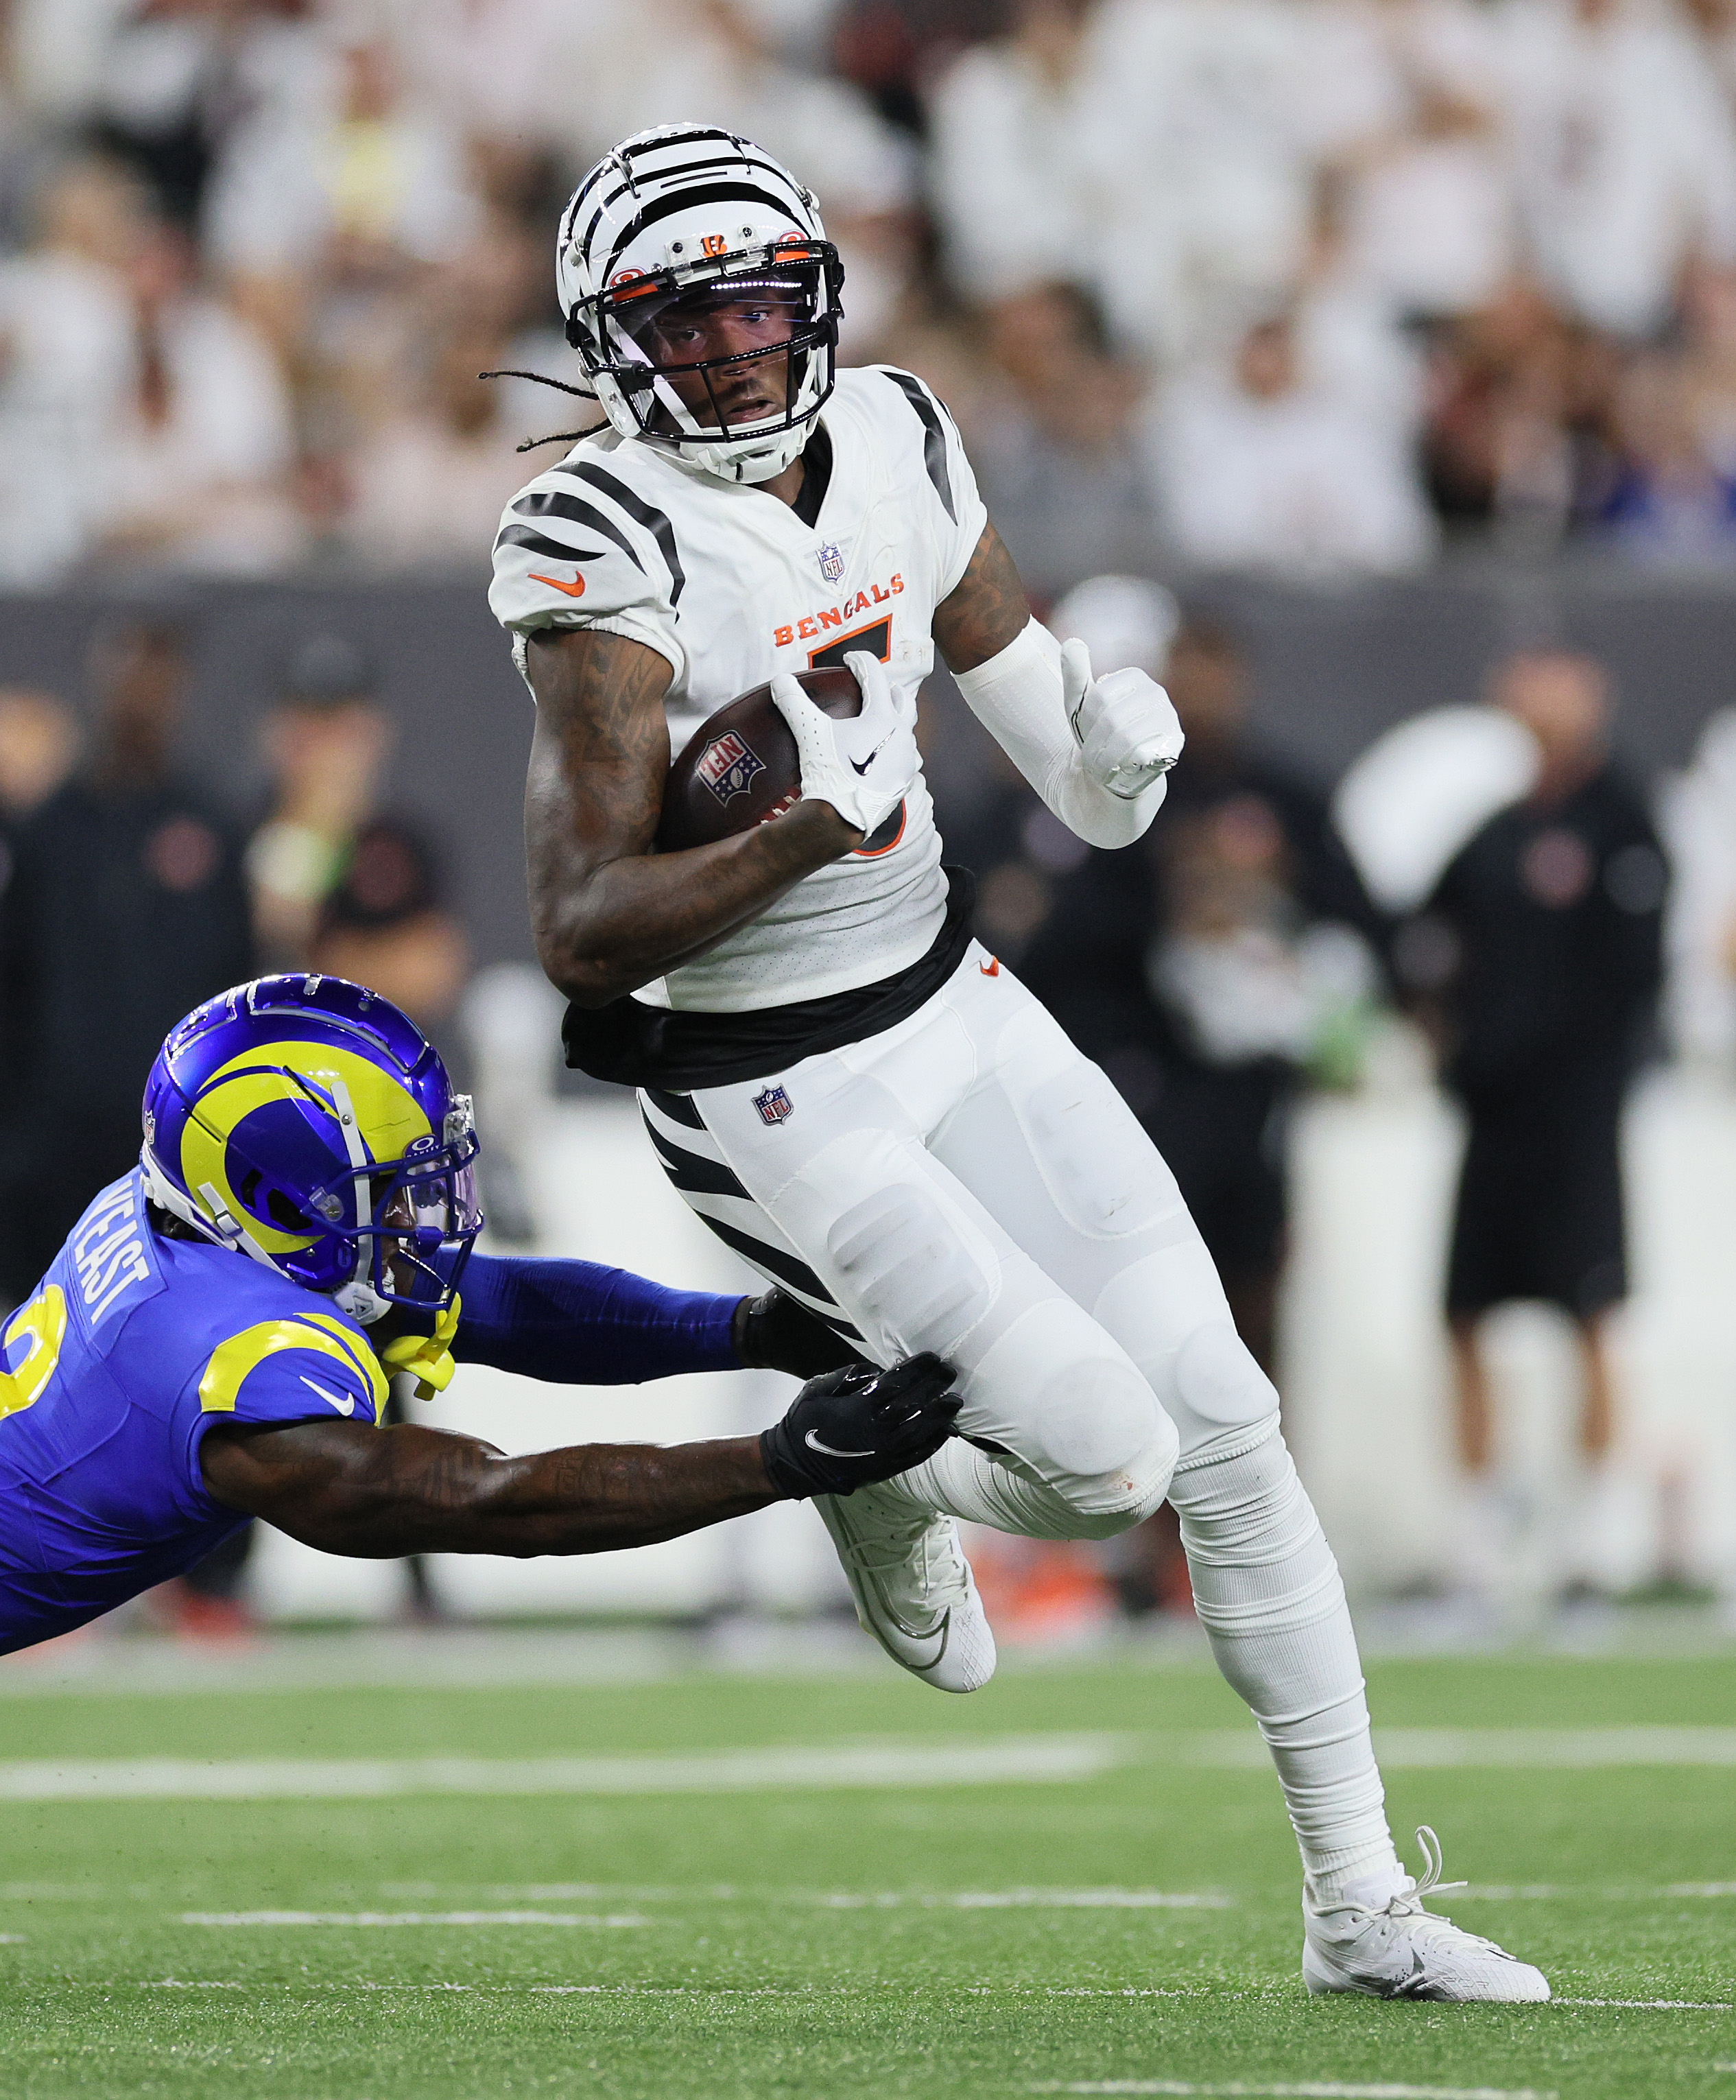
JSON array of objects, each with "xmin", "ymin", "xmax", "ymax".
[{"xmin": 1167, "ymin": 1419, "xmax": 1399, "ymax": 1895}]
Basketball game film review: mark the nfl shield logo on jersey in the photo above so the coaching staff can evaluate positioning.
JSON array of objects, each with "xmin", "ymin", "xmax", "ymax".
[
  {"xmin": 817, "ymin": 541, "xmax": 845, "ymax": 584},
  {"xmin": 695, "ymin": 731, "xmax": 766, "ymax": 805},
  {"xmin": 752, "ymin": 1085, "xmax": 794, "ymax": 1126}
]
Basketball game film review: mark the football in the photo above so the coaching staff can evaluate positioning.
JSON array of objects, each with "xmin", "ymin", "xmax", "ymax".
[{"xmin": 656, "ymin": 665, "xmax": 863, "ymax": 853}]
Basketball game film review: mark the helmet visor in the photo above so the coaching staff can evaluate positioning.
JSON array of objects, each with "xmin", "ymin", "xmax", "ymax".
[
  {"xmin": 315, "ymin": 1122, "xmax": 484, "ymax": 1310},
  {"xmin": 602, "ymin": 256, "xmax": 833, "ymax": 440}
]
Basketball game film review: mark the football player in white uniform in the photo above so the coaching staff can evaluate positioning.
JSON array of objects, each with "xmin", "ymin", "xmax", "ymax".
[{"xmin": 488, "ymin": 124, "xmax": 1547, "ymax": 2004}]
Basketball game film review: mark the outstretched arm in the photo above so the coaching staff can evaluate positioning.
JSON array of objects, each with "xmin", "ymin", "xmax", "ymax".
[
  {"xmin": 931, "ymin": 522, "xmax": 1182, "ymax": 849},
  {"xmin": 199, "ymin": 1355, "xmax": 959, "ymax": 1558},
  {"xmin": 524, "ymin": 627, "xmax": 861, "ymax": 1006},
  {"xmin": 201, "ymin": 1415, "xmax": 778, "ymax": 1558},
  {"xmin": 378, "ymin": 1255, "xmax": 857, "ymax": 1391}
]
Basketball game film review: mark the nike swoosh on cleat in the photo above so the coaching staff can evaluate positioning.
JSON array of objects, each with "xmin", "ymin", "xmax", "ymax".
[
  {"xmin": 300, "ymin": 1376, "xmax": 356, "ymax": 1415},
  {"xmin": 805, "ymin": 1428, "xmax": 876, "ymax": 1459}
]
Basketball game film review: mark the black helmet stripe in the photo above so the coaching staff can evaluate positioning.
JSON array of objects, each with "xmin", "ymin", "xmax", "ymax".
[
  {"xmin": 580, "ymin": 154, "xmax": 796, "ymax": 250},
  {"xmin": 603, "ymin": 180, "xmax": 807, "ymax": 275}
]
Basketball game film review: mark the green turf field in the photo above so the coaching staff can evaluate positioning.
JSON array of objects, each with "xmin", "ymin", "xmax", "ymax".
[{"xmin": 1, "ymin": 1644, "xmax": 1733, "ymax": 2099}]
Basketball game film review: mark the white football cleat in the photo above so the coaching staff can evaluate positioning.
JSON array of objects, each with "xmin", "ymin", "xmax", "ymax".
[
  {"xmin": 814, "ymin": 1484, "xmax": 996, "ymax": 1693},
  {"xmin": 1303, "ymin": 1828, "xmax": 1551, "ymax": 2003}
]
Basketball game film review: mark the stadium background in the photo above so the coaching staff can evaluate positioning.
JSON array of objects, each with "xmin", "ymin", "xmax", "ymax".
[{"xmin": 1, "ymin": 0, "xmax": 1734, "ymax": 1630}]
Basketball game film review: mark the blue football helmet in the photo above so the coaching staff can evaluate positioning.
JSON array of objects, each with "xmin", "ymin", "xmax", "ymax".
[{"xmin": 141, "ymin": 975, "xmax": 482, "ymax": 1321}]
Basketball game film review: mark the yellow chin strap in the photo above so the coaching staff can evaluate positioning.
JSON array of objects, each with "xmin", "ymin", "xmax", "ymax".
[{"xmin": 378, "ymin": 1296, "xmax": 462, "ymax": 1402}]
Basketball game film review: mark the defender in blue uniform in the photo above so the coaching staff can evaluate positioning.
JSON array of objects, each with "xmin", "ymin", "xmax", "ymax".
[{"xmin": 0, "ymin": 976, "xmax": 958, "ymax": 1654}]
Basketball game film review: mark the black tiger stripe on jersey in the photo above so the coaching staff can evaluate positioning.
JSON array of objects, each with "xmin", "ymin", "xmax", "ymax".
[
  {"xmin": 558, "ymin": 462, "xmax": 687, "ymax": 609},
  {"xmin": 881, "ymin": 368, "xmax": 957, "ymax": 523},
  {"xmin": 687, "ymin": 1209, "xmax": 851, "ymax": 1323},
  {"xmin": 643, "ymin": 1086, "xmax": 706, "ymax": 1131},
  {"xmin": 643, "ymin": 1120, "xmax": 752, "ymax": 1203},
  {"xmin": 495, "ymin": 524, "xmax": 608, "ymax": 566},
  {"xmin": 511, "ymin": 488, "xmax": 645, "ymax": 574}
]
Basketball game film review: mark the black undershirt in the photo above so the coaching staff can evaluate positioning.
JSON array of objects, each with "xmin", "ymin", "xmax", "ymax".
[
  {"xmin": 789, "ymin": 424, "xmax": 832, "ymax": 528},
  {"xmin": 562, "ymin": 868, "xmax": 977, "ymax": 1093}
]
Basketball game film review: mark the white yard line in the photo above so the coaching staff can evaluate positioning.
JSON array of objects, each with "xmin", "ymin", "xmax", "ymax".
[
  {"xmin": 180, "ymin": 1910, "xmax": 643, "ymax": 1928},
  {"xmin": 813, "ymin": 1890, "xmax": 1230, "ymax": 1911},
  {"xmin": 1554, "ymin": 1997, "xmax": 1733, "ymax": 2010},
  {"xmin": 0, "ymin": 1734, "xmax": 1119, "ymax": 1802},
  {"xmin": 1028, "ymin": 2084, "xmax": 1558, "ymax": 2099},
  {"xmin": 1199, "ymin": 1727, "xmax": 1736, "ymax": 1769},
  {"xmin": 13, "ymin": 1725, "xmax": 1736, "ymax": 1802}
]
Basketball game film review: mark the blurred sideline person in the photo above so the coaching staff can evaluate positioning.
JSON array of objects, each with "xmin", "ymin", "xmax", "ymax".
[
  {"xmin": 1027, "ymin": 604, "xmax": 1382, "ymax": 1379},
  {"xmin": 1413, "ymin": 650, "xmax": 1666, "ymax": 1600},
  {"xmin": 0, "ymin": 689, "xmax": 80, "ymax": 828},
  {"xmin": 0, "ymin": 687, "xmax": 82, "ymax": 1318},
  {"xmin": 309, "ymin": 821, "xmax": 471, "ymax": 1037},
  {"xmin": 491, "ymin": 127, "xmax": 1547, "ymax": 2001},
  {"xmin": 0, "ymin": 975, "xmax": 960, "ymax": 1657},
  {"xmin": 1024, "ymin": 596, "xmax": 1381, "ymax": 1615},
  {"xmin": 0, "ymin": 616, "xmax": 252, "ymax": 1308},
  {"xmin": 247, "ymin": 635, "xmax": 396, "ymax": 970}
]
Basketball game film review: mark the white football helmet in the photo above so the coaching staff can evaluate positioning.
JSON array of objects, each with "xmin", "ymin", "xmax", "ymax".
[{"xmin": 557, "ymin": 124, "xmax": 845, "ymax": 486}]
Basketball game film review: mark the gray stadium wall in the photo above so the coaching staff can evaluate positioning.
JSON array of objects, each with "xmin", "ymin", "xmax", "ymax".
[{"xmin": 2, "ymin": 562, "xmax": 1732, "ymax": 969}]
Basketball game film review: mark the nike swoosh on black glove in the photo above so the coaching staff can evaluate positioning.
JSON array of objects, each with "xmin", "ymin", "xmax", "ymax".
[{"xmin": 759, "ymin": 1352, "xmax": 961, "ymax": 1500}]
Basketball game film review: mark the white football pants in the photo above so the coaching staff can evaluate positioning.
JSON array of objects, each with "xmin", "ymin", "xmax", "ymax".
[{"xmin": 639, "ymin": 945, "xmax": 1396, "ymax": 1892}]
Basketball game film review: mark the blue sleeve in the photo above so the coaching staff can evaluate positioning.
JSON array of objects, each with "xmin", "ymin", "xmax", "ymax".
[{"xmin": 449, "ymin": 1252, "xmax": 744, "ymax": 1385}]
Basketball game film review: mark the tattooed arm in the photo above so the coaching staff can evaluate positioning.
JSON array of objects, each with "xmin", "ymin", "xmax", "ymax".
[
  {"xmin": 197, "ymin": 1356, "xmax": 962, "ymax": 1555},
  {"xmin": 931, "ymin": 521, "xmax": 1032, "ymax": 674},
  {"xmin": 200, "ymin": 1415, "xmax": 778, "ymax": 1557},
  {"xmin": 524, "ymin": 627, "xmax": 860, "ymax": 1007}
]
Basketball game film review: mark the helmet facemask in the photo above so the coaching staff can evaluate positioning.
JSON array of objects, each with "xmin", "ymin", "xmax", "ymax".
[{"xmin": 567, "ymin": 234, "xmax": 844, "ymax": 484}]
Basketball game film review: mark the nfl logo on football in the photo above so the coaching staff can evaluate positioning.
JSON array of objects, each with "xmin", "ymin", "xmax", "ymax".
[
  {"xmin": 695, "ymin": 731, "xmax": 766, "ymax": 806},
  {"xmin": 752, "ymin": 1085, "xmax": 794, "ymax": 1126},
  {"xmin": 817, "ymin": 541, "xmax": 845, "ymax": 584}
]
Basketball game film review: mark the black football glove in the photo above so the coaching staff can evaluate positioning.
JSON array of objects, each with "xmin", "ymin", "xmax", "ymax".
[
  {"xmin": 759, "ymin": 1352, "xmax": 961, "ymax": 1500},
  {"xmin": 733, "ymin": 1288, "xmax": 859, "ymax": 1380}
]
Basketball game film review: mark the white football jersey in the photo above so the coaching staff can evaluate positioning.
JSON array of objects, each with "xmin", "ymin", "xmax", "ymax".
[{"xmin": 488, "ymin": 365, "xmax": 987, "ymax": 1012}]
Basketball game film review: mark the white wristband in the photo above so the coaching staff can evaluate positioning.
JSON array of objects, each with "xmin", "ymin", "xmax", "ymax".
[{"xmin": 952, "ymin": 617, "xmax": 1167, "ymax": 849}]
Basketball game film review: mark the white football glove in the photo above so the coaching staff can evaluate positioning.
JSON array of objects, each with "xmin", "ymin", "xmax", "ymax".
[
  {"xmin": 1060, "ymin": 637, "xmax": 1185, "ymax": 800},
  {"xmin": 770, "ymin": 650, "xmax": 919, "ymax": 839}
]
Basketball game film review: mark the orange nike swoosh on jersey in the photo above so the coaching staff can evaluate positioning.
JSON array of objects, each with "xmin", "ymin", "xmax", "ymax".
[{"xmin": 530, "ymin": 571, "xmax": 587, "ymax": 599}]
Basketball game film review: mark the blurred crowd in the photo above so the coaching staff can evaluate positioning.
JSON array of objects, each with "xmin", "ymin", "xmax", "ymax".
[{"xmin": 4, "ymin": 0, "xmax": 1736, "ymax": 591}]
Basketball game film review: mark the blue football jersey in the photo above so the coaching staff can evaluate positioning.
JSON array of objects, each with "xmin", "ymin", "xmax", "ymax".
[{"xmin": 0, "ymin": 1172, "xmax": 386, "ymax": 1653}]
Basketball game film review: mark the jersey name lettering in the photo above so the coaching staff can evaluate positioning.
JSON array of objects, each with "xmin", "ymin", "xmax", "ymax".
[
  {"xmin": 72, "ymin": 1185, "xmax": 151, "ymax": 1327},
  {"xmin": 774, "ymin": 574, "xmax": 903, "ymax": 649}
]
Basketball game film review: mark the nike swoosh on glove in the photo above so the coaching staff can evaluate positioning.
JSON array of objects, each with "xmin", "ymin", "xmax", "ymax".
[
  {"xmin": 770, "ymin": 649, "xmax": 919, "ymax": 838},
  {"xmin": 1061, "ymin": 637, "xmax": 1185, "ymax": 799},
  {"xmin": 759, "ymin": 1352, "xmax": 961, "ymax": 1499}
]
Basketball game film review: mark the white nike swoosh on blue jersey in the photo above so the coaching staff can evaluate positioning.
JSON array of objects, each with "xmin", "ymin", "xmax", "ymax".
[{"xmin": 300, "ymin": 1376, "xmax": 356, "ymax": 1416}]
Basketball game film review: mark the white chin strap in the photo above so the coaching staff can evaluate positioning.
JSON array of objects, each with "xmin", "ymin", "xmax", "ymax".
[{"xmin": 650, "ymin": 412, "xmax": 812, "ymax": 485}]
